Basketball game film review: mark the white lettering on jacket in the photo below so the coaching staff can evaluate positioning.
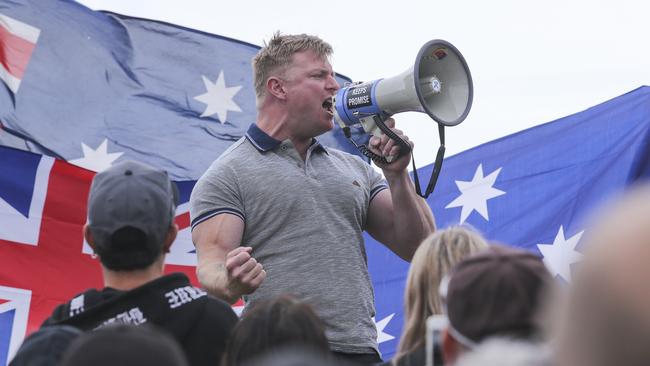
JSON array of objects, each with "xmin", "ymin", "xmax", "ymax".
[{"xmin": 165, "ymin": 286, "xmax": 206, "ymax": 309}]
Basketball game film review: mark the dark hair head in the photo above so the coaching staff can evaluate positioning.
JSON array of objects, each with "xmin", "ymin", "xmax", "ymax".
[
  {"xmin": 93, "ymin": 226, "xmax": 163, "ymax": 271},
  {"xmin": 222, "ymin": 295, "xmax": 330, "ymax": 366},
  {"xmin": 60, "ymin": 324, "xmax": 188, "ymax": 366},
  {"xmin": 445, "ymin": 244, "xmax": 552, "ymax": 344},
  {"xmin": 10, "ymin": 325, "xmax": 82, "ymax": 366}
]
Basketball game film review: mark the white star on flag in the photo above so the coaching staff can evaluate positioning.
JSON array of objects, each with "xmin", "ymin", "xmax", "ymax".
[
  {"xmin": 537, "ymin": 226, "xmax": 584, "ymax": 282},
  {"xmin": 445, "ymin": 164, "xmax": 506, "ymax": 223},
  {"xmin": 68, "ymin": 139, "xmax": 123, "ymax": 172},
  {"xmin": 373, "ymin": 313, "xmax": 396, "ymax": 344},
  {"xmin": 194, "ymin": 70, "xmax": 242, "ymax": 123}
]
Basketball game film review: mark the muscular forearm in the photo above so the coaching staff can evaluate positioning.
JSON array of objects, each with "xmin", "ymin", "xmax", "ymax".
[
  {"xmin": 196, "ymin": 262, "xmax": 240, "ymax": 304},
  {"xmin": 192, "ymin": 215, "xmax": 262, "ymax": 304},
  {"xmin": 385, "ymin": 169, "xmax": 436, "ymax": 259}
]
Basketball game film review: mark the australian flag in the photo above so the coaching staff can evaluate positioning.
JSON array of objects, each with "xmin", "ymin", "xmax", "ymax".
[
  {"xmin": 371, "ymin": 86, "xmax": 650, "ymax": 358},
  {"xmin": 1, "ymin": 0, "xmax": 650, "ymax": 363},
  {"xmin": 0, "ymin": 0, "xmax": 355, "ymax": 181}
]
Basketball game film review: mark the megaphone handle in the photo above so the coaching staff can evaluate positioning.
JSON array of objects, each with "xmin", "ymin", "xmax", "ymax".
[{"xmin": 372, "ymin": 115, "xmax": 413, "ymax": 161}]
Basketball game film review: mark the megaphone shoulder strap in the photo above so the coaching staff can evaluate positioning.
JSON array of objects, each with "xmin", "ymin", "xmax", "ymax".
[{"xmin": 413, "ymin": 124, "xmax": 446, "ymax": 199}]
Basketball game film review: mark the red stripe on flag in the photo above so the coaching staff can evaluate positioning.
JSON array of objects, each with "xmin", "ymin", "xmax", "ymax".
[
  {"xmin": 0, "ymin": 24, "xmax": 37, "ymax": 79},
  {"xmin": 174, "ymin": 211, "xmax": 190, "ymax": 230}
]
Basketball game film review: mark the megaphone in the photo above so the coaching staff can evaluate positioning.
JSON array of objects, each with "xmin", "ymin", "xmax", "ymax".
[{"xmin": 333, "ymin": 39, "xmax": 473, "ymax": 197}]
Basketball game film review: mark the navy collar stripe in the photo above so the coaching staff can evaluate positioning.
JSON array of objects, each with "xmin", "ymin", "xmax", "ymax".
[{"xmin": 246, "ymin": 124, "xmax": 328, "ymax": 154}]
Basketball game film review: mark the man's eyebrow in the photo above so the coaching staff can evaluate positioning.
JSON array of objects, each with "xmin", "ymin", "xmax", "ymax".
[{"xmin": 311, "ymin": 68, "xmax": 331, "ymax": 75}]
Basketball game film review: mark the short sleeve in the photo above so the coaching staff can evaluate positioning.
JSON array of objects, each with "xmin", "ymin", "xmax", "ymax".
[
  {"xmin": 189, "ymin": 161, "xmax": 244, "ymax": 230},
  {"xmin": 366, "ymin": 163, "xmax": 388, "ymax": 202}
]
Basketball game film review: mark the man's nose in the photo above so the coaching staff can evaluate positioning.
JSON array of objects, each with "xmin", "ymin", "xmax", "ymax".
[{"xmin": 327, "ymin": 75, "xmax": 340, "ymax": 91}]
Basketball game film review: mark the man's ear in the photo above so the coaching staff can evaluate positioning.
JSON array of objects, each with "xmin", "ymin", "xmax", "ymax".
[
  {"xmin": 442, "ymin": 327, "xmax": 460, "ymax": 365},
  {"xmin": 266, "ymin": 76, "xmax": 286, "ymax": 100},
  {"xmin": 83, "ymin": 224, "xmax": 96, "ymax": 251},
  {"xmin": 163, "ymin": 224, "xmax": 178, "ymax": 254}
]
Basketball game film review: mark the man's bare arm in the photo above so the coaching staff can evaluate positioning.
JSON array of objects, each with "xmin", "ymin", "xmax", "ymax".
[
  {"xmin": 192, "ymin": 214, "xmax": 266, "ymax": 304},
  {"xmin": 364, "ymin": 118, "xmax": 436, "ymax": 261},
  {"xmin": 366, "ymin": 181, "xmax": 435, "ymax": 261}
]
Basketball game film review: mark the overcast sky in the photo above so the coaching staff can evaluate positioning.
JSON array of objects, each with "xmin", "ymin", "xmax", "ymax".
[{"xmin": 78, "ymin": 0, "xmax": 650, "ymax": 168}]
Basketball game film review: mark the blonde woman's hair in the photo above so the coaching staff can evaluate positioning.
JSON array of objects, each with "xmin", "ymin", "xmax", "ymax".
[
  {"xmin": 394, "ymin": 226, "xmax": 489, "ymax": 364},
  {"xmin": 252, "ymin": 32, "xmax": 333, "ymax": 100}
]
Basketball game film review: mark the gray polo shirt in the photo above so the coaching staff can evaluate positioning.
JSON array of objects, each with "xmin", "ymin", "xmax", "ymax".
[{"xmin": 190, "ymin": 124, "xmax": 388, "ymax": 354}]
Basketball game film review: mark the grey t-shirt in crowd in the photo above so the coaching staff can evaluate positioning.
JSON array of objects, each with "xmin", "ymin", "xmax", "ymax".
[{"xmin": 190, "ymin": 124, "xmax": 387, "ymax": 354}]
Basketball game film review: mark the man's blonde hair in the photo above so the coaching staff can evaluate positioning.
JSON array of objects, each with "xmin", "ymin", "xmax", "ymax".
[
  {"xmin": 394, "ymin": 226, "xmax": 489, "ymax": 364},
  {"xmin": 252, "ymin": 32, "xmax": 333, "ymax": 99}
]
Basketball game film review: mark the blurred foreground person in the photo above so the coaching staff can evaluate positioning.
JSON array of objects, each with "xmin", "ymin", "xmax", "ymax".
[
  {"xmin": 60, "ymin": 325, "xmax": 188, "ymax": 366},
  {"xmin": 9, "ymin": 325, "xmax": 82, "ymax": 366},
  {"xmin": 42, "ymin": 160, "xmax": 237, "ymax": 366},
  {"xmin": 242, "ymin": 347, "xmax": 350, "ymax": 366},
  {"xmin": 440, "ymin": 245, "xmax": 553, "ymax": 365},
  {"xmin": 554, "ymin": 184, "xmax": 650, "ymax": 366},
  {"xmin": 454, "ymin": 338, "xmax": 551, "ymax": 366},
  {"xmin": 222, "ymin": 295, "xmax": 332, "ymax": 366},
  {"xmin": 389, "ymin": 226, "xmax": 488, "ymax": 366}
]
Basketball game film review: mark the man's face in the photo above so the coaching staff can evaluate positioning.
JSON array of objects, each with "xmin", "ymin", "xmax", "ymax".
[{"xmin": 281, "ymin": 50, "xmax": 340, "ymax": 137}]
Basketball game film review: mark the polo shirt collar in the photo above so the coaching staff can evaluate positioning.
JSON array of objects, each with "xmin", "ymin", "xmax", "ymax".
[
  {"xmin": 245, "ymin": 123, "xmax": 329, "ymax": 154},
  {"xmin": 245, "ymin": 124, "xmax": 281, "ymax": 152}
]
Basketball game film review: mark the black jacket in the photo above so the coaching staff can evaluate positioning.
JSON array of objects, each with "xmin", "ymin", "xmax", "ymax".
[{"xmin": 42, "ymin": 273, "xmax": 238, "ymax": 366}]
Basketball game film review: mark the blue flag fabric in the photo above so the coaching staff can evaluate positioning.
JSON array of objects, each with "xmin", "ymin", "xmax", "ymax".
[
  {"xmin": 0, "ymin": 0, "xmax": 356, "ymax": 180},
  {"xmin": 370, "ymin": 86, "xmax": 650, "ymax": 358}
]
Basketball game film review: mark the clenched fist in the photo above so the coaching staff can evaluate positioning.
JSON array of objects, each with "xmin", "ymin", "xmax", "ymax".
[{"xmin": 225, "ymin": 246, "xmax": 266, "ymax": 298}]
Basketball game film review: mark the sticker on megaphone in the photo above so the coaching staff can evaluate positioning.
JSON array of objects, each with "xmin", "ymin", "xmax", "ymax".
[{"xmin": 333, "ymin": 79, "xmax": 414, "ymax": 164}]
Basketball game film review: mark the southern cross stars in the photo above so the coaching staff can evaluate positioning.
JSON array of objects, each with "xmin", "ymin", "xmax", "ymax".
[
  {"xmin": 446, "ymin": 164, "xmax": 506, "ymax": 223},
  {"xmin": 194, "ymin": 70, "xmax": 242, "ymax": 124},
  {"xmin": 374, "ymin": 313, "xmax": 396, "ymax": 344},
  {"xmin": 537, "ymin": 226, "xmax": 584, "ymax": 282},
  {"xmin": 68, "ymin": 139, "xmax": 123, "ymax": 172}
]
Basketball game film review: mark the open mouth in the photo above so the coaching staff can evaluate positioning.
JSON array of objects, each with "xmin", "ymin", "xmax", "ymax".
[{"xmin": 322, "ymin": 97, "xmax": 334, "ymax": 116}]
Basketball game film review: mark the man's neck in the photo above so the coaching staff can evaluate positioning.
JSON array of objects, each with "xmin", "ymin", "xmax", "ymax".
[
  {"xmin": 257, "ymin": 111, "xmax": 311, "ymax": 160},
  {"xmin": 102, "ymin": 262, "xmax": 165, "ymax": 291}
]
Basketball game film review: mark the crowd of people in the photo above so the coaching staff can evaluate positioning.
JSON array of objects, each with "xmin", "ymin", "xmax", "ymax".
[{"xmin": 7, "ymin": 32, "xmax": 650, "ymax": 366}]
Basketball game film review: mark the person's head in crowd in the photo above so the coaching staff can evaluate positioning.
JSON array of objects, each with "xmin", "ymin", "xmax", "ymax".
[
  {"xmin": 9, "ymin": 325, "xmax": 82, "ymax": 366},
  {"xmin": 554, "ymin": 184, "xmax": 650, "ymax": 366},
  {"xmin": 222, "ymin": 295, "xmax": 330, "ymax": 366},
  {"xmin": 242, "ymin": 346, "xmax": 347, "ymax": 366},
  {"xmin": 440, "ymin": 244, "xmax": 553, "ymax": 365},
  {"xmin": 395, "ymin": 226, "xmax": 488, "ymax": 363},
  {"xmin": 84, "ymin": 160, "xmax": 178, "ymax": 285},
  {"xmin": 454, "ymin": 338, "xmax": 551, "ymax": 366},
  {"xmin": 60, "ymin": 325, "xmax": 188, "ymax": 366}
]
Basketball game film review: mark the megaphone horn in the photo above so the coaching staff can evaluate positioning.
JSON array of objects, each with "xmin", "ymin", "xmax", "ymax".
[
  {"xmin": 333, "ymin": 39, "xmax": 473, "ymax": 197},
  {"xmin": 334, "ymin": 39, "xmax": 473, "ymax": 132}
]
